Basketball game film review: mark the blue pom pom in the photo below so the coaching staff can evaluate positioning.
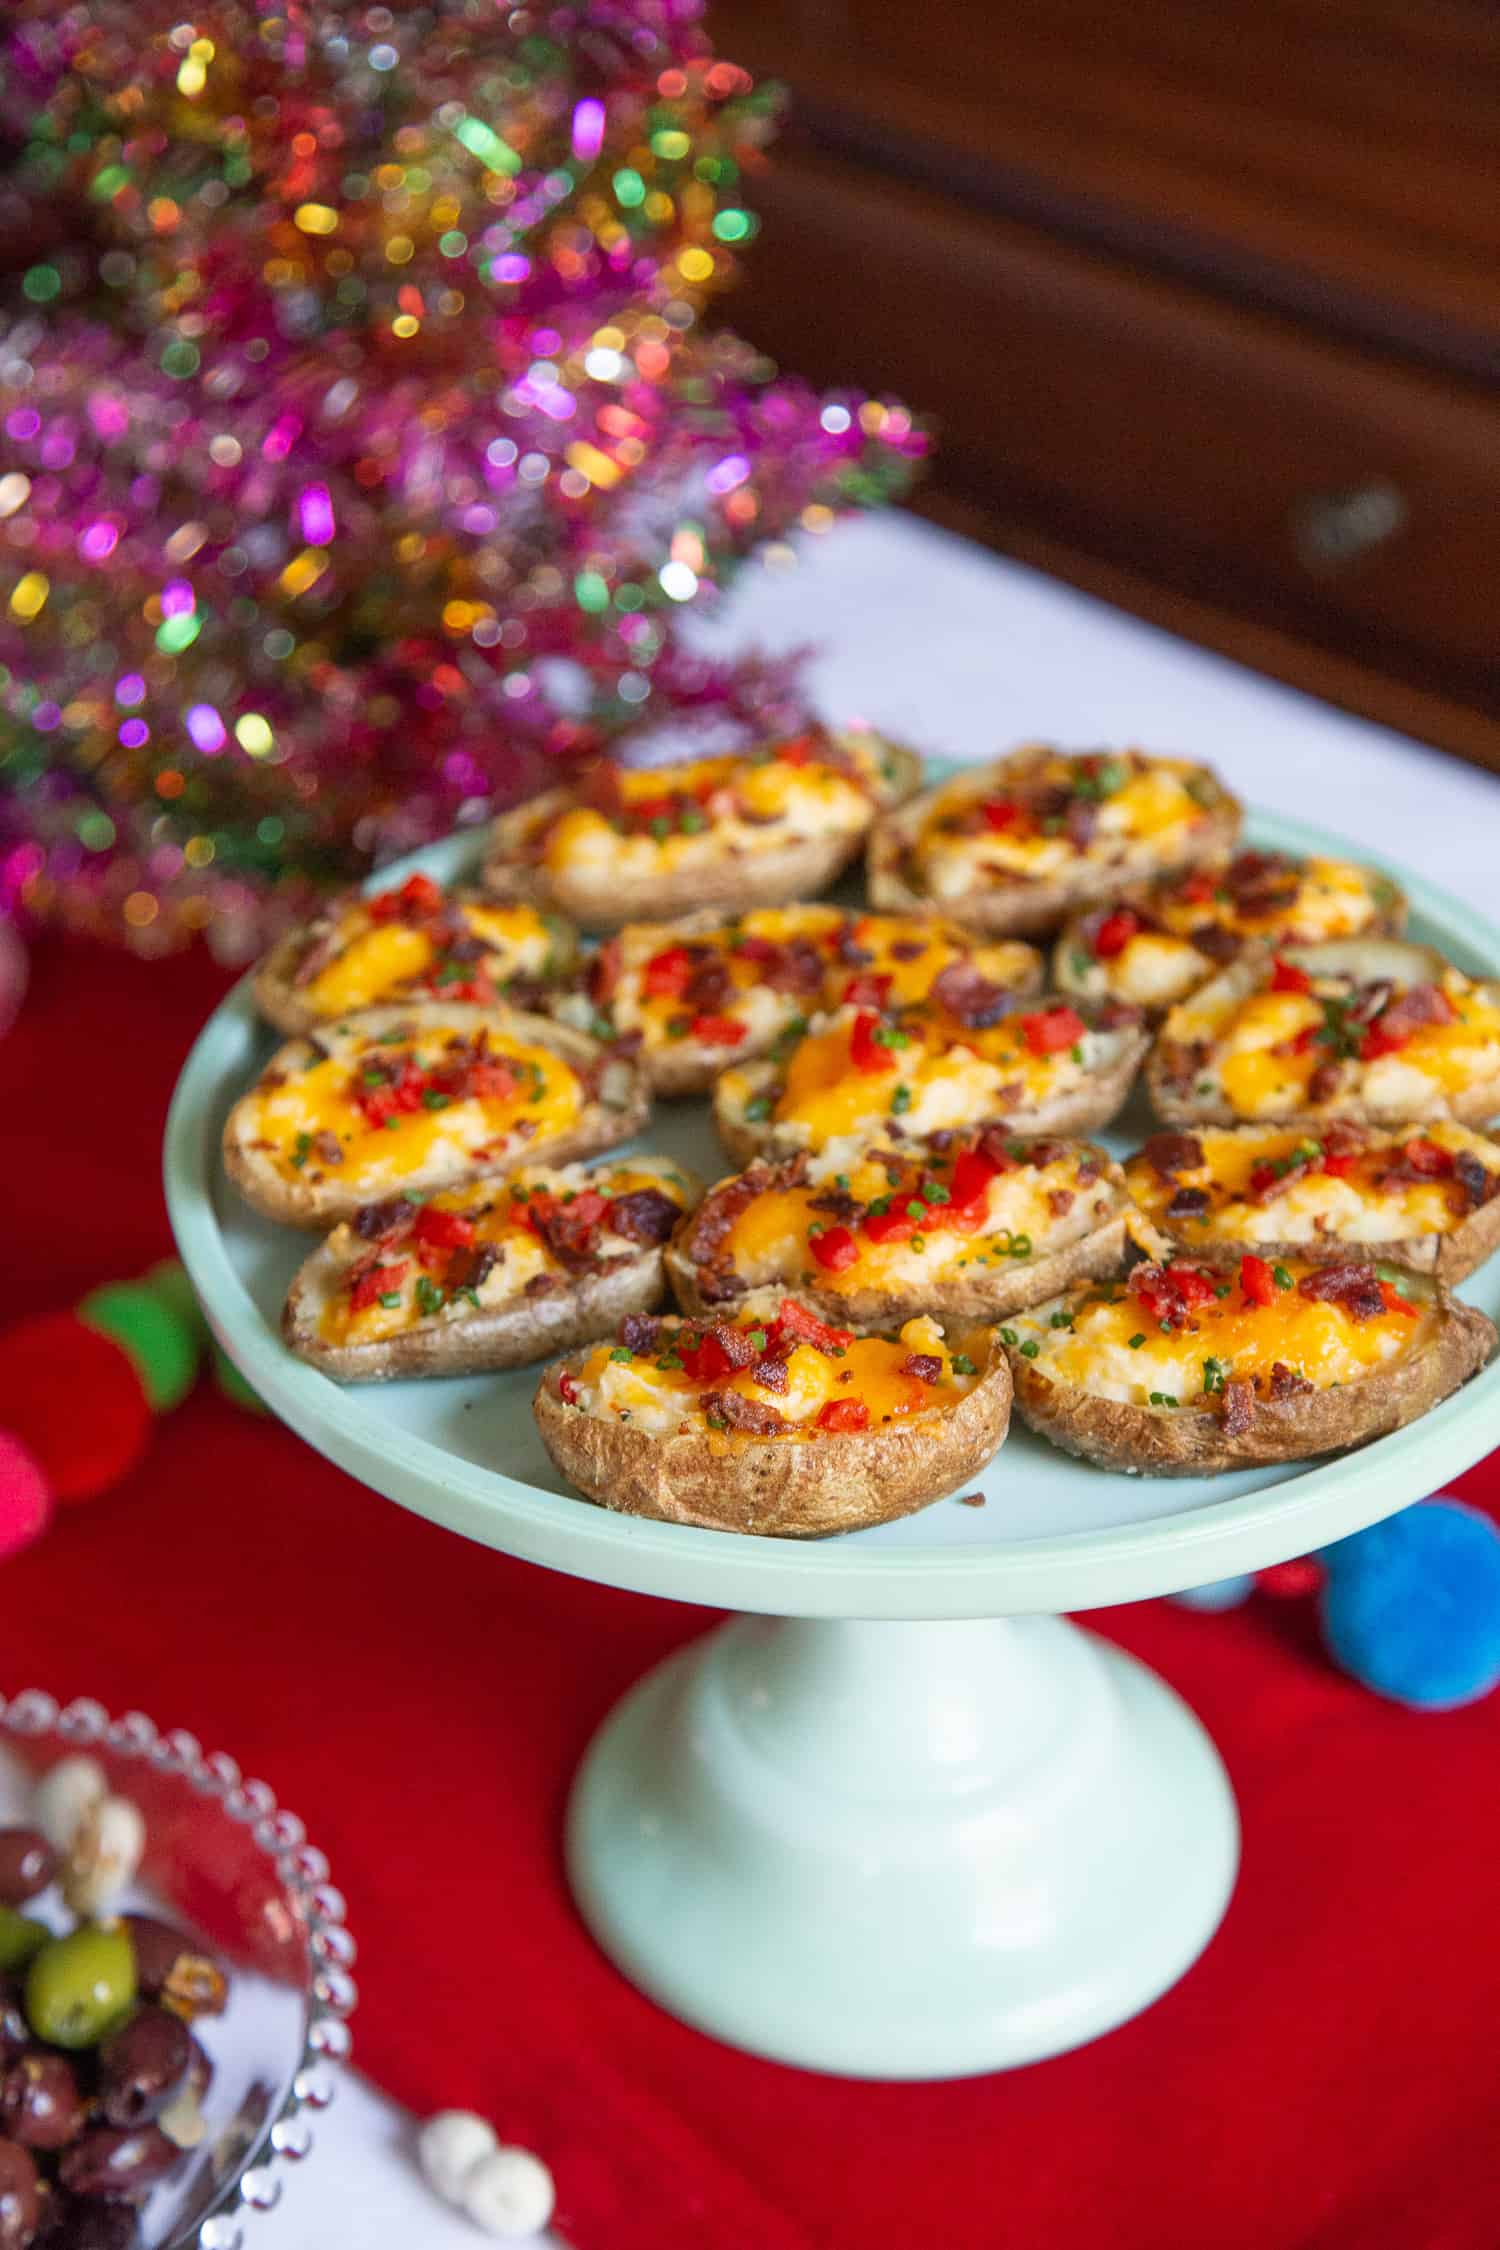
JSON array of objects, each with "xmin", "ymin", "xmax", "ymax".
[
  {"xmin": 1172, "ymin": 1574, "xmax": 1257, "ymax": 1613},
  {"xmin": 1319, "ymin": 1500, "xmax": 1500, "ymax": 1710}
]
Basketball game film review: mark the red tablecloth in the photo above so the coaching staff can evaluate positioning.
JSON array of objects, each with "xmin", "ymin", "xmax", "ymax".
[{"xmin": 3, "ymin": 937, "xmax": 1498, "ymax": 2250}]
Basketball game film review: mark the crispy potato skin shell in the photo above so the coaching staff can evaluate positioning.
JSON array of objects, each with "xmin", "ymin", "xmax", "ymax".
[
  {"xmin": 532, "ymin": 1333, "xmax": 1013, "ymax": 1537},
  {"xmin": 1146, "ymin": 941, "xmax": 1500, "ymax": 1129},
  {"xmin": 482, "ymin": 744, "xmax": 923, "ymax": 929},
  {"xmin": 251, "ymin": 893, "xmax": 579, "ymax": 1038},
  {"xmin": 283, "ymin": 1244, "xmax": 671, "ymax": 1380},
  {"xmin": 663, "ymin": 1156, "xmax": 1132, "ymax": 1329},
  {"xmin": 867, "ymin": 762, "xmax": 1241, "ymax": 937},
  {"xmin": 1149, "ymin": 1202, "xmax": 1500, "ymax": 1288},
  {"xmin": 222, "ymin": 1004, "xmax": 650, "ymax": 1228},
  {"xmin": 711, "ymin": 1031, "xmax": 1150, "ymax": 1168},
  {"xmin": 1004, "ymin": 1297, "xmax": 1495, "ymax": 1476}
]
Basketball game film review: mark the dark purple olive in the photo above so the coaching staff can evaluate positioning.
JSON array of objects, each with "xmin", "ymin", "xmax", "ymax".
[
  {"xmin": 117, "ymin": 1920, "xmax": 227, "ymax": 2022},
  {"xmin": 0, "ymin": 1841, "xmax": 57, "ymax": 1916},
  {"xmin": 0, "ymin": 1993, "xmax": 27, "ymax": 2073},
  {"xmin": 97, "ymin": 2010, "xmax": 189, "ymax": 2130},
  {"xmin": 0, "ymin": 2055, "xmax": 84, "ymax": 2151},
  {"xmin": 57, "ymin": 2126, "xmax": 177, "ymax": 2203},
  {"xmin": 0, "ymin": 2139, "xmax": 40, "ymax": 2250}
]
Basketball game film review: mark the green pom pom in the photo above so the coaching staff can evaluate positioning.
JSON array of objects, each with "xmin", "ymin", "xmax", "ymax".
[
  {"xmin": 141, "ymin": 1259, "xmax": 206, "ymax": 1340},
  {"xmin": 212, "ymin": 1344, "xmax": 268, "ymax": 1416},
  {"xmin": 78, "ymin": 1283, "xmax": 201, "ymax": 1414}
]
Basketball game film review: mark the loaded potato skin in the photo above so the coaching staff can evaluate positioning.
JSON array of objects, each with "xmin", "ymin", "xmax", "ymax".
[
  {"xmin": 1001, "ymin": 1250, "xmax": 1495, "ymax": 1475},
  {"xmin": 253, "ymin": 873, "xmax": 576, "ymax": 1036},
  {"xmin": 482, "ymin": 730, "xmax": 920, "ymax": 928},
  {"xmin": 869, "ymin": 746, "xmax": 1240, "ymax": 936},
  {"xmin": 223, "ymin": 1003, "xmax": 649, "ymax": 1227},
  {"xmin": 533, "ymin": 1301, "xmax": 1012, "ymax": 1536},
  {"xmin": 283, "ymin": 1156, "xmax": 700, "ymax": 1380},
  {"xmin": 667, "ymin": 1131, "xmax": 1129, "ymax": 1329},
  {"xmin": 559, "ymin": 905, "xmax": 1042, "ymax": 1097},
  {"xmin": 1147, "ymin": 940, "xmax": 1500, "ymax": 1129},
  {"xmin": 1054, "ymin": 850, "xmax": 1405, "ymax": 1015},
  {"xmin": 1127, "ymin": 1121, "xmax": 1500, "ymax": 1282}
]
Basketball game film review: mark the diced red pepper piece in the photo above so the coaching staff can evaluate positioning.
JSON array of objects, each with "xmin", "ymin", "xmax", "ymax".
[
  {"xmin": 1270, "ymin": 958, "xmax": 1312, "ymax": 994},
  {"xmin": 588, "ymin": 937, "xmax": 622, "ymax": 1003},
  {"xmin": 1092, "ymin": 909, "xmax": 1141, "ymax": 960},
  {"xmin": 733, "ymin": 936, "xmax": 777, "ymax": 962},
  {"xmin": 369, "ymin": 872, "xmax": 443, "ymax": 923},
  {"xmin": 412, "ymin": 1207, "xmax": 477, "ymax": 1251},
  {"xmin": 861, "ymin": 1205, "xmax": 919, "ymax": 1246},
  {"xmin": 841, "ymin": 972, "xmax": 894, "ymax": 1010},
  {"xmin": 349, "ymin": 1260, "xmax": 409, "ymax": 1313},
  {"xmin": 947, "ymin": 1148, "xmax": 1001, "ymax": 1215},
  {"xmin": 980, "ymin": 798, "xmax": 1021, "ymax": 831},
  {"xmin": 1239, "ymin": 1254, "xmax": 1277, "ymax": 1307},
  {"xmin": 642, "ymin": 945, "xmax": 695, "ymax": 999},
  {"xmin": 465, "ymin": 1058, "xmax": 520, "ymax": 1102},
  {"xmin": 775, "ymin": 735, "xmax": 816, "ymax": 766},
  {"xmin": 770, "ymin": 1299, "xmax": 854, "ymax": 1354},
  {"xmin": 1359, "ymin": 1025, "xmax": 1407, "ymax": 1060},
  {"xmin": 817, "ymin": 1397, "xmax": 870, "ymax": 1433},
  {"xmin": 849, "ymin": 1010, "xmax": 897, "ymax": 1075},
  {"xmin": 353, "ymin": 1056, "xmax": 428, "ymax": 1128},
  {"xmin": 1402, "ymin": 1137, "xmax": 1454, "ymax": 1177},
  {"xmin": 689, "ymin": 1013, "xmax": 747, "ymax": 1047},
  {"xmin": 809, "ymin": 1224, "xmax": 860, "ymax": 1272},
  {"xmin": 558, "ymin": 1371, "xmax": 581, "ymax": 1405},
  {"xmin": 678, "ymin": 1332, "xmax": 734, "ymax": 1383},
  {"xmin": 1131, "ymin": 1261, "xmax": 1223, "ymax": 1326},
  {"xmin": 1380, "ymin": 1281, "xmax": 1420, "ymax": 1319},
  {"xmin": 1289, "ymin": 1025, "xmax": 1321, "ymax": 1055},
  {"xmin": 1320, "ymin": 1151, "xmax": 1357, "ymax": 1177},
  {"xmin": 1247, "ymin": 1165, "xmax": 1278, "ymax": 1197},
  {"xmin": 631, "ymin": 795, "xmax": 678, "ymax": 827},
  {"xmin": 1020, "ymin": 1006, "xmax": 1087, "ymax": 1057},
  {"xmin": 1177, "ymin": 871, "xmax": 1216, "ymax": 906}
]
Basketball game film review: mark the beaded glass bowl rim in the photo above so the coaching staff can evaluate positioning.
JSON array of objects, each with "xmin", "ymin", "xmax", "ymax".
[
  {"xmin": 0, "ymin": 1687, "xmax": 354, "ymax": 2250},
  {"xmin": 165, "ymin": 798, "xmax": 1500, "ymax": 1619}
]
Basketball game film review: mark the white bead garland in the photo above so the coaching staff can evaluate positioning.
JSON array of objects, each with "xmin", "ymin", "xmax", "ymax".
[{"xmin": 417, "ymin": 2111, "xmax": 557, "ymax": 2238}]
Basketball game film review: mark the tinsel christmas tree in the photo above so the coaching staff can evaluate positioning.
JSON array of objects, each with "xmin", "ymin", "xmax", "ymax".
[{"xmin": 0, "ymin": 1, "xmax": 924, "ymax": 953}]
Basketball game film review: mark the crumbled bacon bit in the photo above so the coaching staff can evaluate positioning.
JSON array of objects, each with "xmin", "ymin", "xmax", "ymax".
[
  {"xmin": 1372, "ymin": 982, "xmax": 1454, "ymax": 1042},
  {"xmin": 607, "ymin": 1188, "xmax": 682, "ymax": 1245},
  {"xmin": 1222, "ymin": 1378, "xmax": 1256, "ymax": 1436},
  {"xmin": 1048, "ymin": 1187, "xmax": 1076, "ymax": 1217},
  {"xmin": 619, "ymin": 1314, "xmax": 663, "ymax": 1354},
  {"xmin": 1141, "ymin": 1132, "xmax": 1204, "ymax": 1180},
  {"xmin": 1268, "ymin": 1361, "xmax": 1315, "ymax": 1400},
  {"xmin": 352, "ymin": 1197, "xmax": 415, "ymax": 1241},
  {"xmin": 1297, "ymin": 1263, "xmax": 1387, "ymax": 1321},
  {"xmin": 1308, "ymin": 1061, "xmax": 1344, "ymax": 1105},
  {"xmin": 900, "ymin": 1353, "xmax": 943, "ymax": 1383},
  {"xmin": 930, "ymin": 959, "xmax": 1017, "ymax": 1029},
  {"xmin": 701, "ymin": 1388, "xmax": 786, "ymax": 1435},
  {"xmin": 1189, "ymin": 925, "xmax": 1241, "ymax": 964},
  {"xmin": 752, "ymin": 1356, "xmax": 790, "ymax": 1393},
  {"xmin": 1454, "ymin": 1150, "xmax": 1494, "ymax": 1210},
  {"xmin": 956, "ymin": 1490, "xmax": 987, "ymax": 1508},
  {"xmin": 1166, "ymin": 1186, "xmax": 1210, "ymax": 1219},
  {"xmin": 311, "ymin": 1131, "xmax": 343, "ymax": 1168}
]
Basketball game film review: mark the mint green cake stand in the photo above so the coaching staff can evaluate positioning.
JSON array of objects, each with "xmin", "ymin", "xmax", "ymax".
[{"xmin": 165, "ymin": 810, "xmax": 1500, "ymax": 2080}]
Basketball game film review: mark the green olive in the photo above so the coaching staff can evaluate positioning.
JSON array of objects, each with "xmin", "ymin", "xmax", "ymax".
[
  {"xmin": 0, "ymin": 1905, "xmax": 49, "ymax": 1973},
  {"xmin": 24, "ymin": 1922, "xmax": 137, "ymax": 2050}
]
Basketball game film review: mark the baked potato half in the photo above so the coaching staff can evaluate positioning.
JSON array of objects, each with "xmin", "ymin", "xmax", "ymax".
[
  {"xmin": 253, "ymin": 872, "xmax": 576, "ymax": 1036},
  {"xmin": 482, "ymin": 729, "xmax": 921, "ymax": 929},
  {"xmin": 666, "ymin": 1131, "xmax": 1130, "ymax": 1329},
  {"xmin": 533, "ymin": 1300, "xmax": 1011, "ymax": 1537},
  {"xmin": 1127, "ymin": 1122, "xmax": 1500, "ymax": 1283},
  {"xmin": 283, "ymin": 1155, "xmax": 699, "ymax": 1380},
  {"xmin": 1001, "ymin": 1251, "xmax": 1495, "ymax": 1475},
  {"xmin": 713, "ymin": 994, "xmax": 1149, "ymax": 1166},
  {"xmin": 868, "ymin": 746, "xmax": 1240, "ymax": 937},
  {"xmin": 223, "ymin": 1002, "xmax": 648, "ymax": 1227},
  {"xmin": 1147, "ymin": 940, "xmax": 1500, "ymax": 1129},
  {"xmin": 1054, "ymin": 848, "xmax": 1405, "ymax": 1016},
  {"xmin": 555, "ymin": 903, "xmax": 1042, "ymax": 1098}
]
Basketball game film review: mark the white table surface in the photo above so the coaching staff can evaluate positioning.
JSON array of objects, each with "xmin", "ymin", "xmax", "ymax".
[{"xmin": 258, "ymin": 507, "xmax": 1500, "ymax": 2248}]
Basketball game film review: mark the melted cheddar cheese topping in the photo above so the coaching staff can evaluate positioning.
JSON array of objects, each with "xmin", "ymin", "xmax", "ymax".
[
  {"xmin": 242, "ymin": 1018, "xmax": 584, "ymax": 1191},
  {"xmin": 1165, "ymin": 963, "xmax": 1500, "ymax": 1120},
  {"xmin": 317, "ymin": 1159, "xmax": 692, "ymax": 1347},
  {"xmin": 1008, "ymin": 1259, "xmax": 1426, "ymax": 1406},
  {"xmin": 717, "ymin": 1143, "xmax": 1117, "ymax": 1295},
  {"xmin": 913, "ymin": 751, "xmax": 1219, "ymax": 901},
  {"xmin": 298, "ymin": 900, "xmax": 559, "ymax": 1019},
  {"xmin": 720, "ymin": 1001, "xmax": 1113, "ymax": 1151},
  {"xmin": 567, "ymin": 1311, "xmax": 981, "ymax": 1438},
  {"xmin": 1126, "ymin": 1122, "xmax": 1499, "ymax": 1250}
]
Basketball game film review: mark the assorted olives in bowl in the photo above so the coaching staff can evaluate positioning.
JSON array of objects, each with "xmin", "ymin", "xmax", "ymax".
[{"xmin": 0, "ymin": 1829, "xmax": 230, "ymax": 2250}]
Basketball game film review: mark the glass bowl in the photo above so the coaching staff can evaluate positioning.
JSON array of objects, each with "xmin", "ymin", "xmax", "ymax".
[{"xmin": 0, "ymin": 1687, "xmax": 355, "ymax": 2250}]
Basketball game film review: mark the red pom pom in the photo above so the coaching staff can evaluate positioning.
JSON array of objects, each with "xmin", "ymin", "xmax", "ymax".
[
  {"xmin": 0, "ymin": 1312, "xmax": 151, "ymax": 1503},
  {"xmin": 0, "ymin": 1431, "xmax": 53, "ymax": 1558},
  {"xmin": 1257, "ymin": 1556, "xmax": 1326, "ymax": 1600}
]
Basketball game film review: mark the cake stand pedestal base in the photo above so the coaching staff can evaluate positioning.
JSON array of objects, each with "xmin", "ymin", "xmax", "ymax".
[{"xmin": 566, "ymin": 1613, "xmax": 1238, "ymax": 2079}]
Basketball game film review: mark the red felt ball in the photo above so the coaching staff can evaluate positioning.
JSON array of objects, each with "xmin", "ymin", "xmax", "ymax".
[
  {"xmin": 1257, "ymin": 1556, "xmax": 1327, "ymax": 1600},
  {"xmin": 0, "ymin": 1312, "xmax": 151, "ymax": 1503},
  {"xmin": 0, "ymin": 1431, "xmax": 53, "ymax": 1559}
]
